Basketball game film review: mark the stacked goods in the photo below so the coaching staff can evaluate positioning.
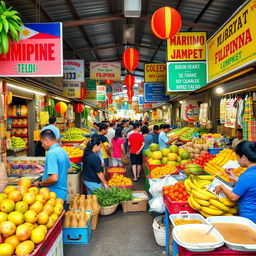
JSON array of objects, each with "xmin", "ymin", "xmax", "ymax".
[
  {"xmin": 66, "ymin": 127, "xmax": 90, "ymax": 135},
  {"xmin": 0, "ymin": 177, "xmax": 64, "ymax": 256},
  {"xmin": 108, "ymin": 167, "xmax": 125, "ymax": 173},
  {"xmin": 108, "ymin": 174, "xmax": 132, "ymax": 187},
  {"xmin": 150, "ymin": 165, "xmax": 178, "ymax": 179},
  {"xmin": 182, "ymin": 164, "xmax": 203, "ymax": 176},
  {"xmin": 71, "ymin": 162, "xmax": 80, "ymax": 173},
  {"xmin": 180, "ymin": 128, "xmax": 197, "ymax": 141},
  {"xmin": 202, "ymin": 133, "xmax": 221, "ymax": 139},
  {"xmin": 61, "ymin": 129, "xmax": 86, "ymax": 142},
  {"xmin": 162, "ymin": 181, "xmax": 189, "ymax": 202},
  {"xmin": 169, "ymin": 127, "xmax": 208, "ymax": 142},
  {"xmin": 62, "ymin": 146, "xmax": 83, "ymax": 158},
  {"xmin": 63, "ymin": 211, "xmax": 91, "ymax": 228},
  {"xmin": 69, "ymin": 194, "xmax": 100, "ymax": 212},
  {"xmin": 182, "ymin": 140, "xmax": 209, "ymax": 159},
  {"xmin": 10, "ymin": 137, "xmax": 26, "ymax": 149},
  {"xmin": 184, "ymin": 175, "xmax": 238, "ymax": 217}
]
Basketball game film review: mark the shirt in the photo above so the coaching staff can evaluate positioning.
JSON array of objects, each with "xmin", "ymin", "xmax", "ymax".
[
  {"xmin": 232, "ymin": 138, "xmax": 243, "ymax": 148},
  {"xmin": 127, "ymin": 130, "xmax": 134, "ymax": 138},
  {"xmin": 128, "ymin": 133, "xmax": 145, "ymax": 154},
  {"xmin": 82, "ymin": 151, "xmax": 103, "ymax": 183},
  {"xmin": 42, "ymin": 143, "xmax": 71, "ymax": 201},
  {"xmin": 106, "ymin": 128, "xmax": 115, "ymax": 146},
  {"xmin": 112, "ymin": 137, "xmax": 124, "ymax": 158},
  {"xmin": 42, "ymin": 124, "xmax": 60, "ymax": 139},
  {"xmin": 233, "ymin": 166, "xmax": 256, "ymax": 222},
  {"xmin": 92, "ymin": 134, "xmax": 109, "ymax": 159},
  {"xmin": 143, "ymin": 135, "xmax": 153, "ymax": 153},
  {"xmin": 158, "ymin": 131, "xmax": 169, "ymax": 150},
  {"xmin": 149, "ymin": 132, "xmax": 159, "ymax": 144}
]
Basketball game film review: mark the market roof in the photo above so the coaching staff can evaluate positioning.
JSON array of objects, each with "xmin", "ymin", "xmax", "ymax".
[{"xmin": 10, "ymin": 0, "xmax": 245, "ymax": 78}]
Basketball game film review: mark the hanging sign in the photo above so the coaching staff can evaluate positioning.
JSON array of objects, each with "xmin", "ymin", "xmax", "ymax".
[
  {"xmin": 199, "ymin": 103, "xmax": 209, "ymax": 125},
  {"xmin": 96, "ymin": 86, "xmax": 107, "ymax": 101},
  {"xmin": 63, "ymin": 82, "xmax": 81, "ymax": 98},
  {"xmin": 144, "ymin": 63, "xmax": 166, "ymax": 82},
  {"xmin": 167, "ymin": 32, "xmax": 207, "ymax": 61},
  {"xmin": 207, "ymin": 0, "xmax": 256, "ymax": 83},
  {"xmin": 112, "ymin": 83, "xmax": 123, "ymax": 93},
  {"xmin": 144, "ymin": 83, "xmax": 169, "ymax": 102},
  {"xmin": 138, "ymin": 82, "xmax": 144, "ymax": 95},
  {"xmin": 90, "ymin": 62, "xmax": 121, "ymax": 80},
  {"xmin": 0, "ymin": 23, "xmax": 62, "ymax": 77},
  {"xmin": 181, "ymin": 100, "xmax": 199, "ymax": 122},
  {"xmin": 85, "ymin": 78, "xmax": 96, "ymax": 101},
  {"xmin": 63, "ymin": 60, "xmax": 84, "ymax": 82},
  {"xmin": 225, "ymin": 98, "xmax": 237, "ymax": 128},
  {"xmin": 167, "ymin": 62, "xmax": 206, "ymax": 92}
]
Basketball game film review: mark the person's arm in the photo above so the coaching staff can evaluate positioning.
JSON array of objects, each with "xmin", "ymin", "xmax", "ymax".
[
  {"xmin": 166, "ymin": 136, "xmax": 179, "ymax": 144},
  {"xmin": 121, "ymin": 143, "xmax": 126, "ymax": 155},
  {"xmin": 102, "ymin": 142, "xmax": 111, "ymax": 156},
  {"xmin": 231, "ymin": 139, "xmax": 236, "ymax": 150},
  {"xmin": 214, "ymin": 185, "xmax": 240, "ymax": 201},
  {"xmin": 97, "ymin": 172, "xmax": 109, "ymax": 189},
  {"xmin": 136, "ymin": 142, "xmax": 145, "ymax": 154},
  {"xmin": 93, "ymin": 155, "xmax": 109, "ymax": 188},
  {"xmin": 68, "ymin": 167, "xmax": 73, "ymax": 174},
  {"xmin": 39, "ymin": 174, "xmax": 59, "ymax": 187}
]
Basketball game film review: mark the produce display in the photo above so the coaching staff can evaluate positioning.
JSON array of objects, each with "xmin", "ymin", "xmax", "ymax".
[
  {"xmin": 150, "ymin": 165, "xmax": 178, "ymax": 179},
  {"xmin": 182, "ymin": 164, "xmax": 203, "ymax": 176},
  {"xmin": 65, "ymin": 127, "xmax": 90, "ymax": 135},
  {"xmin": 9, "ymin": 137, "xmax": 26, "ymax": 150},
  {"xmin": 182, "ymin": 140, "xmax": 209, "ymax": 159},
  {"xmin": 108, "ymin": 167, "xmax": 125, "ymax": 173},
  {"xmin": 0, "ymin": 177, "xmax": 64, "ymax": 256},
  {"xmin": 162, "ymin": 181, "xmax": 189, "ymax": 202},
  {"xmin": 71, "ymin": 162, "xmax": 80, "ymax": 173},
  {"xmin": 202, "ymin": 133, "xmax": 222, "ymax": 139},
  {"xmin": 62, "ymin": 146, "xmax": 83, "ymax": 158},
  {"xmin": 169, "ymin": 127, "xmax": 208, "ymax": 141},
  {"xmin": 61, "ymin": 128, "xmax": 86, "ymax": 142},
  {"xmin": 184, "ymin": 175, "xmax": 238, "ymax": 217},
  {"xmin": 108, "ymin": 174, "xmax": 132, "ymax": 187}
]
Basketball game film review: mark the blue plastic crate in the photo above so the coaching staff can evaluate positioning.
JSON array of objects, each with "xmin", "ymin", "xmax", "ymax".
[
  {"xmin": 208, "ymin": 148, "xmax": 223, "ymax": 155},
  {"xmin": 63, "ymin": 211, "xmax": 92, "ymax": 244}
]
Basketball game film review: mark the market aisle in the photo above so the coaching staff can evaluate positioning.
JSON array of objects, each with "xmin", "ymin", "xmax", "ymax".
[{"xmin": 64, "ymin": 175, "xmax": 165, "ymax": 256}]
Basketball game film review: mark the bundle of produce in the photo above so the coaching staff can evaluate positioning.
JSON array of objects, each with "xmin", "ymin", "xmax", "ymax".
[
  {"xmin": 184, "ymin": 175, "xmax": 238, "ymax": 217},
  {"xmin": 150, "ymin": 165, "xmax": 178, "ymax": 179},
  {"xmin": 66, "ymin": 127, "xmax": 90, "ymax": 135},
  {"xmin": 182, "ymin": 140, "xmax": 209, "ymax": 159},
  {"xmin": 10, "ymin": 136, "xmax": 26, "ymax": 149},
  {"xmin": 61, "ymin": 129, "xmax": 85, "ymax": 142},
  {"xmin": 71, "ymin": 162, "xmax": 80, "ymax": 173},
  {"xmin": 182, "ymin": 164, "xmax": 203, "ymax": 176},
  {"xmin": 62, "ymin": 146, "xmax": 83, "ymax": 158},
  {"xmin": 108, "ymin": 167, "xmax": 125, "ymax": 173},
  {"xmin": 162, "ymin": 181, "xmax": 189, "ymax": 202},
  {"xmin": 108, "ymin": 174, "xmax": 132, "ymax": 187},
  {"xmin": 196, "ymin": 128, "xmax": 208, "ymax": 136},
  {"xmin": 179, "ymin": 128, "xmax": 197, "ymax": 142},
  {"xmin": 0, "ymin": 178, "xmax": 64, "ymax": 256}
]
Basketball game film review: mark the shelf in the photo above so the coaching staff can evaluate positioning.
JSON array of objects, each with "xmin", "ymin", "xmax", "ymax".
[
  {"xmin": 9, "ymin": 117, "xmax": 28, "ymax": 119},
  {"xmin": 10, "ymin": 126, "xmax": 28, "ymax": 128},
  {"xmin": 11, "ymin": 134, "xmax": 28, "ymax": 138}
]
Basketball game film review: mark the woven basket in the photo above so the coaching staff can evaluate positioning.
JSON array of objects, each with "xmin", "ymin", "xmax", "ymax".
[
  {"xmin": 153, "ymin": 216, "xmax": 166, "ymax": 247},
  {"xmin": 91, "ymin": 208, "xmax": 100, "ymax": 230},
  {"xmin": 100, "ymin": 203, "xmax": 119, "ymax": 216}
]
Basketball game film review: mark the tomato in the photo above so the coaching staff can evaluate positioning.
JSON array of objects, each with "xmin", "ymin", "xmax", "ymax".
[
  {"xmin": 163, "ymin": 190, "xmax": 169, "ymax": 196},
  {"xmin": 178, "ymin": 194, "xmax": 183, "ymax": 200},
  {"xmin": 162, "ymin": 186, "xmax": 169, "ymax": 191},
  {"xmin": 178, "ymin": 188, "xmax": 183, "ymax": 193}
]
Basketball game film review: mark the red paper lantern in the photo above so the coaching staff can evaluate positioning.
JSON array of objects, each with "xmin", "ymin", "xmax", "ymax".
[
  {"xmin": 124, "ymin": 74, "xmax": 135, "ymax": 90},
  {"xmin": 151, "ymin": 7, "xmax": 182, "ymax": 39},
  {"xmin": 122, "ymin": 48, "xmax": 140, "ymax": 72},
  {"xmin": 127, "ymin": 89, "xmax": 134, "ymax": 98},
  {"xmin": 128, "ymin": 98, "xmax": 133, "ymax": 104},
  {"xmin": 104, "ymin": 80, "xmax": 114, "ymax": 85},
  {"xmin": 93, "ymin": 110, "xmax": 98, "ymax": 117},
  {"xmin": 55, "ymin": 102, "xmax": 67, "ymax": 114},
  {"xmin": 80, "ymin": 87, "xmax": 87, "ymax": 100},
  {"xmin": 74, "ymin": 103, "xmax": 84, "ymax": 113},
  {"xmin": 109, "ymin": 98, "xmax": 113, "ymax": 105},
  {"xmin": 107, "ymin": 94, "xmax": 112, "ymax": 99}
]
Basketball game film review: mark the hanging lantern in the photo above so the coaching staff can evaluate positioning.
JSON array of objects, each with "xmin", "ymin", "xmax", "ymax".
[
  {"xmin": 128, "ymin": 98, "xmax": 133, "ymax": 104},
  {"xmin": 93, "ymin": 110, "xmax": 98, "ymax": 117},
  {"xmin": 104, "ymin": 80, "xmax": 114, "ymax": 85},
  {"xmin": 107, "ymin": 94, "xmax": 112, "ymax": 99},
  {"xmin": 151, "ymin": 7, "xmax": 182, "ymax": 39},
  {"xmin": 74, "ymin": 103, "xmax": 84, "ymax": 114},
  {"xmin": 124, "ymin": 74, "xmax": 135, "ymax": 90},
  {"xmin": 109, "ymin": 98, "xmax": 113, "ymax": 105},
  {"xmin": 55, "ymin": 102, "xmax": 67, "ymax": 114},
  {"xmin": 80, "ymin": 87, "xmax": 87, "ymax": 100},
  {"xmin": 122, "ymin": 48, "xmax": 140, "ymax": 72},
  {"xmin": 127, "ymin": 89, "xmax": 134, "ymax": 98}
]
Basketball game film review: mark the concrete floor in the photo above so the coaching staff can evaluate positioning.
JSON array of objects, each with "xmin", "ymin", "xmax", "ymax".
[{"xmin": 64, "ymin": 174, "xmax": 166, "ymax": 256}]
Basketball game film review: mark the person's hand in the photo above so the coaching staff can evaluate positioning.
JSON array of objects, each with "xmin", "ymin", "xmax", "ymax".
[
  {"xmin": 175, "ymin": 136, "xmax": 180, "ymax": 140},
  {"xmin": 103, "ymin": 183, "xmax": 109, "ymax": 189},
  {"xmin": 136, "ymin": 151, "xmax": 140, "ymax": 155},
  {"xmin": 32, "ymin": 181, "xmax": 39, "ymax": 187},
  {"xmin": 225, "ymin": 168, "xmax": 238, "ymax": 181},
  {"xmin": 213, "ymin": 185, "xmax": 223, "ymax": 195},
  {"xmin": 34, "ymin": 165, "xmax": 44, "ymax": 173},
  {"xmin": 101, "ymin": 162, "xmax": 104, "ymax": 167}
]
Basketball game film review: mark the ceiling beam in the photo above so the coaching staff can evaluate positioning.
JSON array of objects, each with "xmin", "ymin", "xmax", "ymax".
[
  {"xmin": 150, "ymin": 40, "xmax": 164, "ymax": 62},
  {"xmin": 138, "ymin": 0, "xmax": 150, "ymax": 45}
]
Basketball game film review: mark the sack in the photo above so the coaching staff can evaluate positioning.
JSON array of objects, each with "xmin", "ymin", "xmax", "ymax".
[
  {"xmin": 121, "ymin": 155, "xmax": 129, "ymax": 165},
  {"xmin": 148, "ymin": 193, "xmax": 165, "ymax": 213}
]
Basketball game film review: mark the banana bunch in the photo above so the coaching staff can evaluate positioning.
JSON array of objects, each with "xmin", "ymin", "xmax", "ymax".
[
  {"xmin": 184, "ymin": 175, "xmax": 238, "ymax": 217},
  {"xmin": 0, "ymin": 1, "xmax": 23, "ymax": 54}
]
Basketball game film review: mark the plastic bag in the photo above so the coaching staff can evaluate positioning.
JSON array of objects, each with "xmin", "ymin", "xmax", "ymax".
[
  {"xmin": 149, "ymin": 192, "xmax": 165, "ymax": 213},
  {"xmin": 0, "ymin": 162, "xmax": 8, "ymax": 193}
]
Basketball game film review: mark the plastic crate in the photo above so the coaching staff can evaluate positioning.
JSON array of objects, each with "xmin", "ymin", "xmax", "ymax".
[
  {"xmin": 163, "ymin": 195, "xmax": 196, "ymax": 214},
  {"xmin": 208, "ymin": 148, "xmax": 223, "ymax": 155},
  {"xmin": 46, "ymin": 231, "xmax": 63, "ymax": 256},
  {"xmin": 121, "ymin": 191, "xmax": 149, "ymax": 212},
  {"xmin": 148, "ymin": 164, "xmax": 165, "ymax": 172},
  {"xmin": 63, "ymin": 211, "xmax": 92, "ymax": 244},
  {"xmin": 108, "ymin": 166, "xmax": 126, "ymax": 179},
  {"xmin": 178, "ymin": 245, "xmax": 256, "ymax": 256}
]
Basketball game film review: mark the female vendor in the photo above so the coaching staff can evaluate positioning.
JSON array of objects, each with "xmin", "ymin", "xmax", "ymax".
[{"xmin": 214, "ymin": 141, "xmax": 256, "ymax": 222}]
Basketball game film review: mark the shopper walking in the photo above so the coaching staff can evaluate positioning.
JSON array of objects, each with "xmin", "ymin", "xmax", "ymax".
[
  {"xmin": 128, "ymin": 124, "xmax": 145, "ymax": 181},
  {"xmin": 141, "ymin": 126, "xmax": 153, "ymax": 155},
  {"xmin": 106, "ymin": 123, "xmax": 115, "ymax": 146},
  {"xmin": 149, "ymin": 125, "xmax": 160, "ymax": 144},
  {"xmin": 122, "ymin": 120, "xmax": 130, "ymax": 153},
  {"xmin": 158, "ymin": 124, "xmax": 179, "ymax": 150},
  {"xmin": 82, "ymin": 138, "xmax": 109, "ymax": 194},
  {"xmin": 111, "ymin": 127, "xmax": 126, "ymax": 166}
]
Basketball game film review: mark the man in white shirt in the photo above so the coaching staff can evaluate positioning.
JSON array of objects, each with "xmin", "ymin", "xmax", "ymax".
[{"xmin": 106, "ymin": 123, "xmax": 115, "ymax": 146}]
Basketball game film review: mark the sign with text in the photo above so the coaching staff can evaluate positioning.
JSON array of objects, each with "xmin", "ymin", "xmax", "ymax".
[
  {"xmin": 112, "ymin": 83, "xmax": 123, "ymax": 93},
  {"xmin": 167, "ymin": 32, "xmax": 206, "ymax": 61},
  {"xmin": 138, "ymin": 82, "xmax": 144, "ymax": 95},
  {"xmin": 63, "ymin": 60, "xmax": 84, "ymax": 82},
  {"xmin": 207, "ymin": 0, "xmax": 256, "ymax": 82},
  {"xmin": 144, "ymin": 63, "xmax": 166, "ymax": 82},
  {"xmin": 96, "ymin": 86, "xmax": 107, "ymax": 101},
  {"xmin": 90, "ymin": 62, "xmax": 121, "ymax": 80},
  {"xmin": 167, "ymin": 62, "xmax": 206, "ymax": 92},
  {"xmin": 63, "ymin": 82, "xmax": 81, "ymax": 98},
  {"xmin": 144, "ymin": 83, "xmax": 169, "ymax": 102},
  {"xmin": 0, "ymin": 23, "xmax": 62, "ymax": 77},
  {"xmin": 85, "ymin": 78, "xmax": 96, "ymax": 101}
]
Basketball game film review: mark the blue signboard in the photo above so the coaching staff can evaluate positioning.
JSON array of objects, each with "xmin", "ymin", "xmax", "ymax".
[
  {"xmin": 139, "ymin": 96, "xmax": 144, "ymax": 105},
  {"xmin": 144, "ymin": 83, "xmax": 170, "ymax": 102}
]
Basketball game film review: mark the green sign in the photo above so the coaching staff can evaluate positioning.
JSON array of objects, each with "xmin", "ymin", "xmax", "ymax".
[
  {"xmin": 167, "ymin": 62, "xmax": 206, "ymax": 92},
  {"xmin": 96, "ymin": 86, "xmax": 107, "ymax": 101},
  {"xmin": 86, "ymin": 78, "xmax": 97, "ymax": 100}
]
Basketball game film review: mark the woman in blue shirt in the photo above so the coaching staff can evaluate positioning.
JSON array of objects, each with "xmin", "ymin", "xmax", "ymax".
[
  {"xmin": 141, "ymin": 126, "xmax": 153, "ymax": 155},
  {"xmin": 214, "ymin": 141, "xmax": 256, "ymax": 222}
]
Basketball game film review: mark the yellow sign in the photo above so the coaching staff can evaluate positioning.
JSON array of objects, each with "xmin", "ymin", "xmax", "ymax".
[
  {"xmin": 39, "ymin": 112, "xmax": 49, "ymax": 125},
  {"xmin": 207, "ymin": 0, "xmax": 256, "ymax": 82},
  {"xmin": 167, "ymin": 32, "xmax": 206, "ymax": 61},
  {"xmin": 90, "ymin": 62, "xmax": 121, "ymax": 81},
  {"xmin": 144, "ymin": 63, "xmax": 166, "ymax": 82},
  {"xmin": 63, "ymin": 82, "xmax": 81, "ymax": 98}
]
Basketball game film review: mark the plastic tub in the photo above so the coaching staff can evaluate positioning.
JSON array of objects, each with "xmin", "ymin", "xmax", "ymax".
[
  {"xmin": 207, "ymin": 216, "xmax": 256, "ymax": 252},
  {"xmin": 173, "ymin": 224, "xmax": 224, "ymax": 252},
  {"xmin": 208, "ymin": 148, "xmax": 223, "ymax": 155}
]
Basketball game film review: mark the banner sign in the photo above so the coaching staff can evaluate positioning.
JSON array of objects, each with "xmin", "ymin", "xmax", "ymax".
[
  {"xmin": 167, "ymin": 62, "xmax": 206, "ymax": 92},
  {"xmin": 85, "ymin": 78, "xmax": 96, "ymax": 100},
  {"xmin": 63, "ymin": 60, "xmax": 84, "ymax": 82},
  {"xmin": 63, "ymin": 82, "xmax": 81, "ymax": 98},
  {"xmin": 207, "ymin": 0, "xmax": 256, "ymax": 83},
  {"xmin": 0, "ymin": 23, "xmax": 62, "ymax": 77},
  {"xmin": 167, "ymin": 32, "xmax": 207, "ymax": 61},
  {"xmin": 144, "ymin": 63, "xmax": 166, "ymax": 82},
  {"xmin": 143, "ymin": 103, "xmax": 153, "ymax": 109},
  {"xmin": 112, "ymin": 83, "xmax": 123, "ymax": 93},
  {"xmin": 138, "ymin": 82, "xmax": 144, "ymax": 95},
  {"xmin": 96, "ymin": 86, "xmax": 107, "ymax": 101},
  {"xmin": 144, "ymin": 83, "xmax": 170, "ymax": 102},
  {"xmin": 90, "ymin": 62, "xmax": 121, "ymax": 80}
]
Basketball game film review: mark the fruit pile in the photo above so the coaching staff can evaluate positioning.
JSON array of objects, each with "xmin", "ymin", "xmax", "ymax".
[
  {"xmin": 185, "ymin": 175, "xmax": 238, "ymax": 217},
  {"xmin": 108, "ymin": 174, "xmax": 132, "ymax": 187},
  {"xmin": 151, "ymin": 165, "xmax": 178, "ymax": 179},
  {"xmin": 180, "ymin": 128, "xmax": 197, "ymax": 141},
  {"xmin": 66, "ymin": 127, "xmax": 90, "ymax": 135},
  {"xmin": 162, "ymin": 181, "xmax": 189, "ymax": 202},
  {"xmin": 0, "ymin": 178, "xmax": 64, "ymax": 256},
  {"xmin": 62, "ymin": 146, "xmax": 83, "ymax": 158},
  {"xmin": 233, "ymin": 166, "xmax": 247, "ymax": 176},
  {"xmin": 183, "ymin": 141, "xmax": 209, "ymax": 159},
  {"xmin": 202, "ymin": 133, "xmax": 221, "ymax": 139},
  {"xmin": 182, "ymin": 164, "xmax": 203, "ymax": 176},
  {"xmin": 108, "ymin": 167, "xmax": 125, "ymax": 173},
  {"xmin": 61, "ymin": 128, "xmax": 86, "ymax": 142},
  {"xmin": 71, "ymin": 162, "xmax": 80, "ymax": 173},
  {"xmin": 10, "ymin": 137, "xmax": 26, "ymax": 149}
]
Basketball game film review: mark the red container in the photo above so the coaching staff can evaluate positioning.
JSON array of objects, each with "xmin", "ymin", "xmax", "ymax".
[
  {"xmin": 70, "ymin": 156, "xmax": 83, "ymax": 163},
  {"xmin": 179, "ymin": 139, "xmax": 192, "ymax": 143},
  {"xmin": 148, "ymin": 164, "xmax": 165, "ymax": 172},
  {"xmin": 108, "ymin": 166, "xmax": 126, "ymax": 179},
  {"xmin": 109, "ymin": 185, "xmax": 132, "ymax": 189},
  {"xmin": 164, "ymin": 195, "xmax": 196, "ymax": 214},
  {"xmin": 147, "ymin": 169, "xmax": 180, "ymax": 179},
  {"xmin": 179, "ymin": 245, "xmax": 256, "ymax": 256}
]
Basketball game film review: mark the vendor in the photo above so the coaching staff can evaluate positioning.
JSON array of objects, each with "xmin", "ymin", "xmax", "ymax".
[
  {"xmin": 231, "ymin": 128, "xmax": 243, "ymax": 150},
  {"xmin": 82, "ymin": 138, "xmax": 109, "ymax": 194},
  {"xmin": 214, "ymin": 141, "xmax": 256, "ymax": 222},
  {"xmin": 158, "ymin": 124, "xmax": 179, "ymax": 150}
]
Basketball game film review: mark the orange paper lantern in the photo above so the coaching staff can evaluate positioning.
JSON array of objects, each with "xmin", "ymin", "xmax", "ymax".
[
  {"xmin": 109, "ymin": 98, "xmax": 113, "ymax": 105},
  {"xmin": 93, "ymin": 110, "xmax": 98, "ymax": 116},
  {"xmin": 104, "ymin": 80, "xmax": 114, "ymax": 85},
  {"xmin": 107, "ymin": 94, "xmax": 112, "ymax": 99},
  {"xmin": 151, "ymin": 7, "xmax": 182, "ymax": 39},
  {"xmin": 128, "ymin": 98, "xmax": 133, "ymax": 104},
  {"xmin": 122, "ymin": 48, "xmax": 139, "ymax": 72},
  {"xmin": 124, "ymin": 74, "xmax": 135, "ymax": 90},
  {"xmin": 74, "ymin": 103, "xmax": 84, "ymax": 113},
  {"xmin": 80, "ymin": 87, "xmax": 87, "ymax": 100},
  {"xmin": 55, "ymin": 102, "xmax": 67, "ymax": 114},
  {"xmin": 127, "ymin": 89, "xmax": 134, "ymax": 98}
]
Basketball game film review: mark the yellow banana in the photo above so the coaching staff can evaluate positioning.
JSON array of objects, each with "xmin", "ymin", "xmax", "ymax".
[
  {"xmin": 201, "ymin": 206, "xmax": 224, "ymax": 216},
  {"xmin": 222, "ymin": 213, "xmax": 234, "ymax": 216},
  {"xmin": 227, "ymin": 207, "xmax": 238, "ymax": 214},
  {"xmin": 187, "ymin": 178, "xmax": 196, "ymax": 190},
  {"xmin": 219, "ymin": 198, "xmax": 236, "ymax": 207},
  {"xmin": 194, "ymin": 187, "xmax": 218, "ymax": 199},
  {"xmin": 209, "ymin": 205, "xmax": 219, "ymax": 210},
  {"xmin": 184, "ymin": 179, "xmax": 191, "ymax": 193},
  {"xmin": 198, "ymin": 175, "xmax": 214, "ymax": 181},
  {"xmin": 189, "ymin": 195, "xmax": 201, "ymax": 210},
  {"xmin": 199, "ymin": 210, "xmax": 212, "ymax": 218},
  {"xmin": 193, "ymin": 197, "xmax": 210, "ymax": 207},
  {"xmin": 191, "ymin": 189, "xmax": 210, "ymax": 201},
  {"xmin": 188, "ymin": 197, "xmax": 197, "ymax": 210},
  {"xmin": 209, "ymin": 199, "xmax": 230, "ymax": 212}
]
